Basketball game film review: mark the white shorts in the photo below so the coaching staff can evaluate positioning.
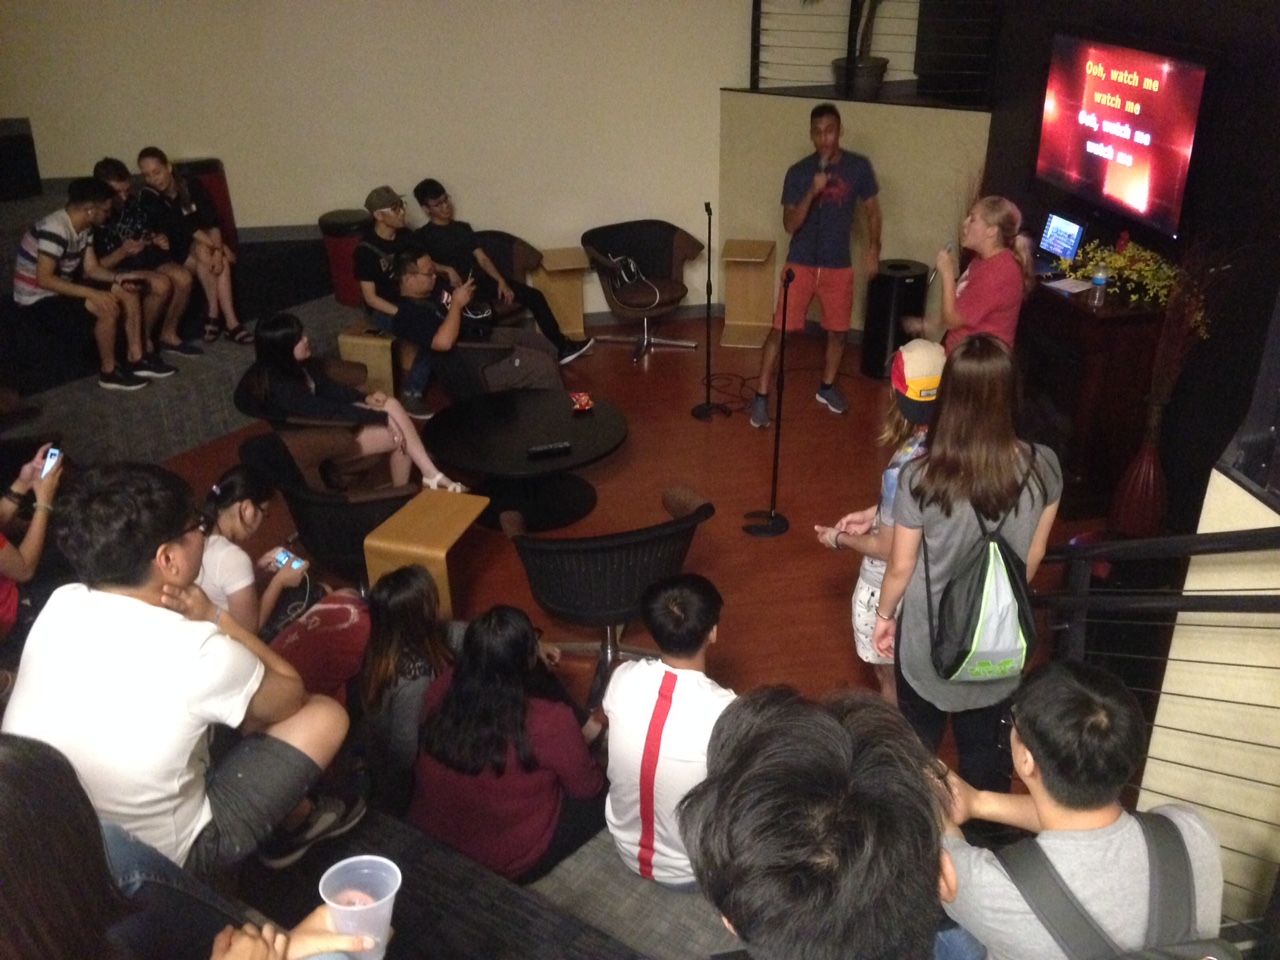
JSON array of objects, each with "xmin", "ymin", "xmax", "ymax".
[{"xmin": 851, "ymin": 576, "xmax": 895, "ymax": 665}]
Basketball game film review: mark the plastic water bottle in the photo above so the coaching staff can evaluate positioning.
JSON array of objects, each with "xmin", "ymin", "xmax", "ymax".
[{"xmin": 1087, "ymin": 266, "xmax": 1109, "ymax": 307}]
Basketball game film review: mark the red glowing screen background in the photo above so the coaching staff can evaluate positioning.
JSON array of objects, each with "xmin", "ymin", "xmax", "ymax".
[{"xmin": 1035, "ymin": 35, "xmax": 1206, "ymax": 237}]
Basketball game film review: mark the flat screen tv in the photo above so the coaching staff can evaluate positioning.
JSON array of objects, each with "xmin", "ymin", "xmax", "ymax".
[{"xmin": 1035, "ymin": 34, "xmax": 1207, "ymax": 238}]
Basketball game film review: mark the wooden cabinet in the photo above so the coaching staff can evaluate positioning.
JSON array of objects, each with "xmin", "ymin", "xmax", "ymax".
[{"xmin": 1018, "ymin": 284, "xmax": 1163, "ymax": 518}]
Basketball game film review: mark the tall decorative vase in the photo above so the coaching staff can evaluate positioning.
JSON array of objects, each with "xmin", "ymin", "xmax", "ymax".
[{"xmin": 1109, "ymin": 403, "xmax": 1168, "ymax": 538}]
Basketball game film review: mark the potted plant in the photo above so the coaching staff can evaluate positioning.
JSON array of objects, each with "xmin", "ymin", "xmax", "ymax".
[{"xmin": 805, "ymin": 0, "xmax": 889, "ymax": 100}]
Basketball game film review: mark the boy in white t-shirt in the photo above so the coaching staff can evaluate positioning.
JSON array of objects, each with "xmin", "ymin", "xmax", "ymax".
[
  {"xmin": 602, "ymin": 573, "xmax": 736, "ymax": 889},
  {"xmin": 2, "ymin": 464, "xmax": 360, "ymax": 877}
]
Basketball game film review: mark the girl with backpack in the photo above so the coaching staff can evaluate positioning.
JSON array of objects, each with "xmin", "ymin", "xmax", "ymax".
[
  {"xmin": 815, "ymin": 339, "xmax": 946, "ymax": 705},
  {"xmin": 871, "ymin": 333, "xmax": 1061, "ymax": 796}
]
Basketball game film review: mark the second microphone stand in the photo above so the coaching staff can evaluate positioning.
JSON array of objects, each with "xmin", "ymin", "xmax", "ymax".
[
  {"xmin": 744, "ymin": 269, "xmax": 792, "ymax": 537},
  {"xmin": 692, "ymin": 201, "xmax": 731, "ymax": 420}
]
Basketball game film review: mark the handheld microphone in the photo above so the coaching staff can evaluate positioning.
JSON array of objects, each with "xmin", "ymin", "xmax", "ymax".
[
  {"xmin": 783, "ymin": 268, "xmax": 796, "ymax": 285},
  {"xmin": 928, "ymin": 243, "xmax": 955, "ymax": 285}
]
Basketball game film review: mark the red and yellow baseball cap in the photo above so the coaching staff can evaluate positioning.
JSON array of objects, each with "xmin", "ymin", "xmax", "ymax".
[{"xmin": 890, "ymin": 339, "xmax": 945, "ymax": 425}]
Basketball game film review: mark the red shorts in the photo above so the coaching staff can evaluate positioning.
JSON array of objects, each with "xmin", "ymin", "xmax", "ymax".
[{"xmin": 772, "ymin": 264, "xmax": 854, "ymax": 333}]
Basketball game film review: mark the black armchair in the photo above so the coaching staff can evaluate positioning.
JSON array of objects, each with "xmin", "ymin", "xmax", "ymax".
[
  {"xmin": 500, "ymin": 485, "xmax": 714, "ymax": 704},
  {"xmin": 581, "ymin": 220, "xmax": 704, "ymax": 362},
  {"xmin": 239, "ymin": 431, "xmax": 416, "ymax": 585},
  {"xmin": 474, "ymin": 229, "xmax": 543, "ymax": 327}
]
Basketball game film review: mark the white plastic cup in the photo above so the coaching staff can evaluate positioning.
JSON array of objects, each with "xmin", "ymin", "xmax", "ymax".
[{"xmin": 318, "ymin": 855, "xmax": 402, "ymax": 960}]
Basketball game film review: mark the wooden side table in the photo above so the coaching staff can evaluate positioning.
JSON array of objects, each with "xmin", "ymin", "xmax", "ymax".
[
  {"xmin": 337, "ymin": 325, "xmax": 395, "ymax": 396},
  {"xmin": 531, "ymin": 247, "xmax": 589, "ymax": 338},
  {"xmin": 363, "ymin": 489, "xmax": 490, "ymax": 619},
  {"xmin": 720, "ymin": 239, "xmax": 776, "ymax": 348}
]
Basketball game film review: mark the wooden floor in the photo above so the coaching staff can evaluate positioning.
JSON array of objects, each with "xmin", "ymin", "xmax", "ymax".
[{"xmin": 168, "ymin": 316, "xmax": 1095, "ymax": 701}]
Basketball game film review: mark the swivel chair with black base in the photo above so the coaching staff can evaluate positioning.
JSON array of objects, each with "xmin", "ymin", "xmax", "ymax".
[
  {"xmin": 500, "ymin": 485, "xmax": 715, "ymax": 706},
  {"xmin": 581, "ymin": 220, "xmax": 704, "ymax": 362}
]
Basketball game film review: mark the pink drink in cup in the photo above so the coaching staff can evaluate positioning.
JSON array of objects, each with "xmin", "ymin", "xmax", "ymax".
[{"xmin": 318, "ymin": 855, "xmax": 402, "ymax": 960}]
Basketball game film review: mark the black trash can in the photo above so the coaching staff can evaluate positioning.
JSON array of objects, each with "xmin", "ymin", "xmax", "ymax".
[
  {"xmin": 861, "ymin": 259, "xmax": 928, "ymax": 379},
  {"xmin": 319, "ymin": 209, "xmax": 374, "ymax": 308}
]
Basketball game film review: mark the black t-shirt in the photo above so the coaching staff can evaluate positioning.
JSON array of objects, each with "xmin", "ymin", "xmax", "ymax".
[
  {"xmin": 416, "ymin": 220, "xmax": 480, "ymax": 278},
  {"xmin": 394, "ymin": 296, "xmax": 476, "ymax": 393},
  {"xmin": 138, "ymin": 177, "xmax": 218, "ymax": 265},
  {"xmin": 353, "ymin": 227, "xmax": 414, "ymax": 307}
]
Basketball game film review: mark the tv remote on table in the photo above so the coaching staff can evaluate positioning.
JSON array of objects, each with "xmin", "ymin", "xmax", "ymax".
[{"xmin": 527, "ymin": 440, "xmax": 572, "ymax": 459}]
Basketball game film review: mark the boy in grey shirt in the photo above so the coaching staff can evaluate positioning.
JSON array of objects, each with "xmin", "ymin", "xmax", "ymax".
[{"xmin": 943, "ymin": 661, "xmax": 1223, "ymax": 960}]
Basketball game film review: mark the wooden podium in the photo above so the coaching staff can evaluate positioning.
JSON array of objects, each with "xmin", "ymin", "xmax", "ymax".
[
  {"xmin": 720, "ymin": 239, "xmax": 776, "ymax": 348},
  {"xmin": 1018, "ymin": 283, "xmax": 1163, "ymax": 518}
]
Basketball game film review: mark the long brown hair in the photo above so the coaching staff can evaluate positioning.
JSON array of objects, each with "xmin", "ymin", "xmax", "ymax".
[
  {"xmin": 910, "ymin": 333, "xmax": 1043, "ymax": 519},
  {"xmin": 361, "ymin": 565, "xmax": 452, "ymax": 710},
  {"xmin": 0, "ymin": 735, "xmax": 132, "ymax": 960}
]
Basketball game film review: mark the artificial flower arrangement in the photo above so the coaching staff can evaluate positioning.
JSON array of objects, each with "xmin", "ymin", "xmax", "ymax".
[{"xmin": 1062, "ymin": 231, "xmax": 1211, "ymax": 341}]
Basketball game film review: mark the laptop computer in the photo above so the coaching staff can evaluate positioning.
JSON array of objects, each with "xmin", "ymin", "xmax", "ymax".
[{"xmin": 1034, "ymin": 214, "xmax": 1085, "ymax": 275}]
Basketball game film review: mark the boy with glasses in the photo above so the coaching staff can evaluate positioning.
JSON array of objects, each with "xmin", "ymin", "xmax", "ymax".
[
  {"xmin": 2, "ymin": 463, "xmax": 361, "ymax": 877},
  {"xmin": 355, "ymin": 185, "xmax": 414, "ymax": 330},
  {"xmin": 413, "ymin": 178, "xmax": 592, "ymax": 365},
  {"xmin": 943, "ymin": 661, "xmax": 1223, "ymax": 960}
]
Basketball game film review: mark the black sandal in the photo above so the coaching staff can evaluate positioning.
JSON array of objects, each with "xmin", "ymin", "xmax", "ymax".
[
  {"xmin": 203, "ymin": 321, "xmax": 221, "ymax": 342},
  {"xmin": 224, "ymin": 324, "xmax": 254, "ymax": 345}
]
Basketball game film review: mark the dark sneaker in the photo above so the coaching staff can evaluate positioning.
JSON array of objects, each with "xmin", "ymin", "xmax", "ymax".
[
  {"xmin": 98, "ymin": 367, "xmax": 149, "ymax": 391},
  {"xmin": 558, "ymin": 338, "xmax": 594, "ymax": 365},
  {"xmin": 160, "ymin": 340, "xmax": 204, "ymax": 357},
  {"xmin": 132, "ymin": 354, "xmax": 178, "ymax": 379},
  {"xmin": 258, "ymin": 793, "xmax": 367, "ymax": 870},
  {"xmin": 816, "ymin": 383, "xmax": 849, "ymax": 414},
  {"xmin": 749, "ymin": 393, "xmax": 770, "ymax": 429},
  {"xmin": 399, "ymin": 392, "xmax": 434, "ymax": 421}
]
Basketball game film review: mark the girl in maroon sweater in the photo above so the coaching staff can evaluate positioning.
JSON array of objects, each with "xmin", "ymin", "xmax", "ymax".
[{"xmin": 409, "ymin": 606, "xmax": 605, "ymax": 882}]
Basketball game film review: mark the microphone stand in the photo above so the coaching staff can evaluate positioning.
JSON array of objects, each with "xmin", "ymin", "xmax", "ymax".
[
  {"xmin": 692, "ymin": 200, "xmax": 731, "ymax": 420},
  {"xmin": 744, "ymin": 268, "xmax": 792, "ymax": 537}
]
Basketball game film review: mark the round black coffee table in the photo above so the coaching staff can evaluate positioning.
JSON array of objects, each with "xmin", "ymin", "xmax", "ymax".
[{"xmin": 423, "ymin": 389, "xmax": 628, "ymax": 531}]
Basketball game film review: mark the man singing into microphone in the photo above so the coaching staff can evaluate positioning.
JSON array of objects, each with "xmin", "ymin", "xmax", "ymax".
[{"xmin": 750, "ymin": 103, "xmax": 882, "ymax": 428}]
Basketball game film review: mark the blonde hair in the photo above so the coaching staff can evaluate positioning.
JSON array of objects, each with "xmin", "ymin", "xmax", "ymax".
[
  {"xmin": 878, "ymin": 395, "xmax": 919, "ymax": 450},
  {"xmin": 975, "ymin": 196, "xmax": 1034, "ymax": 295}
]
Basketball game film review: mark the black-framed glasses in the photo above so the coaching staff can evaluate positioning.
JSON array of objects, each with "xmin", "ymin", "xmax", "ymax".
[{"xmin": 997, "ymin": 704, "xmax": 1017, "ymax": 752}]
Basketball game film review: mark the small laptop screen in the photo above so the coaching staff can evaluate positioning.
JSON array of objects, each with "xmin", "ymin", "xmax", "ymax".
[{"xmin": 1039, "ymin": 214, "xmax": 1084, "ymax": 262}]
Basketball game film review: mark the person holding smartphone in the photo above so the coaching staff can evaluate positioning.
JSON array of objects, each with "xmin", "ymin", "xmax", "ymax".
[
  {"xmin": 0, "ymin": 443, "xmax": 63, "ymax": 693},
  {"xmin": 197, "ymin": 465, "xmax": 314, "ymax": 639}
]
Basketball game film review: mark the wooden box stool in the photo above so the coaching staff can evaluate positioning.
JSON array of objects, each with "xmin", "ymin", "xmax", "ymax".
[
  {"xmin": 363, "ymin": 489, "xmax": 490, "ymax": 619},
  {"xmin": 531, "ymin": 246, "xmax": 590, "ymax": 339},
  {"xmin": 338, "ymin": 324, "xmax": 396, "ymax": 396}
]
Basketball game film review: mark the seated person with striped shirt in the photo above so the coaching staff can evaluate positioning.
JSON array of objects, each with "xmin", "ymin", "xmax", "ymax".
[
  {"xmin": 602, "ymin": 573, "xmax": 735, "ymax": 891},
  {"xmin": 13, "ymin": 178, "xmax": 157, "ymax": 391}
]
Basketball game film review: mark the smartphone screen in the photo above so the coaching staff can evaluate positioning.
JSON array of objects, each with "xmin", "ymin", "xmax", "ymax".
[
  {"xmin": 274, "ymin": 548, "xmax": 293, "ymax": 569},
  {"xmin": 41, "ymin": 448, "xmax": 60, "ymax": 478}
]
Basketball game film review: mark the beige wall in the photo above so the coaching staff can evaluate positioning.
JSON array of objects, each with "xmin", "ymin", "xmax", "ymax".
[
  {"xmin": 0, "ymin": 1, "xmax": 751, "ymax": 312},
  {"xmin": 1138, "ymin": 469, "xmax": 1280, "ymax": 923},
  {"xmin": 719, "ymin": 90, "xmax": 989, "ymax": 329}
]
